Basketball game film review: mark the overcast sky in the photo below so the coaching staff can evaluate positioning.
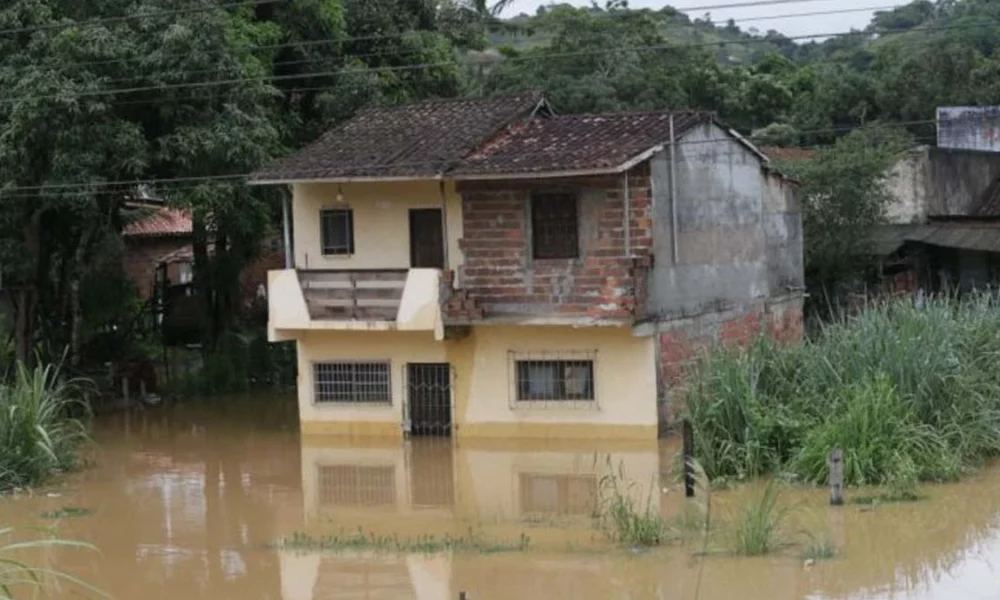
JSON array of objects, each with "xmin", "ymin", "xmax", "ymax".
[{"xmin": 502, "ymin": 0, "xmax": 901, "ymax": 38}]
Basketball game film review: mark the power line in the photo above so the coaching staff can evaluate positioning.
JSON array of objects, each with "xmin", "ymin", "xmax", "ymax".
[
  {"xmin": 0, "ymin": 116, "xmax": 946, "ymax": 197},
  {"xmin": 5, "ymin": 16, "xmax": 995, "ymax": 107}
]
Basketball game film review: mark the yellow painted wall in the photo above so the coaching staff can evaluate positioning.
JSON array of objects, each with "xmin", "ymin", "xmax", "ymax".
[
  {"xmin": 292, "ymin": 180, "xmax": 464, "ymax": 274},
  {"xmin": 295, "ymin": 330, "xmax": 448, "ymax": 437},
  {"xmin": 453, "ymin": 326, "xmax": 657, "ymax": 439},
  {"xmin": 296, "ymin": 326, "xmax": 657, "ymax": 440}
]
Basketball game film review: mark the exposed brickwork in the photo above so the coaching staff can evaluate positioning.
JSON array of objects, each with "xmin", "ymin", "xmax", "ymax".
[
  {"xmin": 656, "ymin": 296, "xmax": 805, "ymax": 429},
  {"xmin": 453, "ymin": 167, "xmax": 653, "ymax": 321},
  {"xmin": 123, "ymin": 238, "xmax": 190, "ymax": 299}
]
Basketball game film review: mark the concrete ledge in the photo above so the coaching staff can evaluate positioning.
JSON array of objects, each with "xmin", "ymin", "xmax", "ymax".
[
  {"xmin": 456, "ymin": 422, "xmax": 657, "ymax": 441},
  {"xmin": 300, "ymin": 420, "xmax": 402, "ymax": 438}
]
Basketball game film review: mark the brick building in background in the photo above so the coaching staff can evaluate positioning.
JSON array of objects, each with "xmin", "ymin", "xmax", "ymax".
[{"xmin": 253, "ymin": 92, "xmax": 804, "ymax": 439}]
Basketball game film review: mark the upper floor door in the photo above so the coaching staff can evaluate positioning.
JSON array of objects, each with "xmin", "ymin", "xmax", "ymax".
[{"xmin": 409, "ymin": 208, "xmax": 445, "ymax": 269}]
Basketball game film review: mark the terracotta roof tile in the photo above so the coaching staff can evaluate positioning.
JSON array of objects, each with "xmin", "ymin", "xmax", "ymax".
[
  {"xmin": 450, "ymin": 111, "xmax": 710, "ymax": 177},
  {"xmin": 124, "ymin": 207, "xmax": 192, "ymax": 238},
  {"xmin": 250, "ymin": 92, "xmax": 546, "ymax": 181}
]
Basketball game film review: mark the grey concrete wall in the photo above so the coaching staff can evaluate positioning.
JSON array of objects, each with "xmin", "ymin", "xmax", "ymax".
[
  {"xmin": 924, "ymin": 148, "xmax": 1000, "ymax": 216},
  {"xmin": 937, "ymin": 106, "xmax": 1000, "ymax": 153},
  {"xmin": 648, "ymin": 123, "xmax": 774, "ymax": 319},
  {"xmin": 762, "ymin": 171, "xmax": 804, "ymax": 295},
  {"xmin": 886, "ymin": 147, "xmax": 931, "ymax": 224}
]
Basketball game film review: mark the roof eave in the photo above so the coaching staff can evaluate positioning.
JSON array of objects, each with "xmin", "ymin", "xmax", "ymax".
[{"xmin": 248, "ymin": 174, "xmax": 445, "ymax": 186}]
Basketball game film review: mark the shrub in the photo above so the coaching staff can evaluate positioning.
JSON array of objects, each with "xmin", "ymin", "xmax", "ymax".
[
  {"xmin": 684, "ymin": 294, "xmax": 1000, "ymax": 486},
  {"xmin": 0, "ymin": 363, "xmax": 90, "ymax": 491},
  {"xmin": 596, "ymin": 457, "xmax": 668, "ymax": 547}
]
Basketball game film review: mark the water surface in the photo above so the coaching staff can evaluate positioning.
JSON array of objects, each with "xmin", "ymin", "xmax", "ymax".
[{"xmin": 5, "ymin": 396, "xmax": 1000, "ymax": 599}]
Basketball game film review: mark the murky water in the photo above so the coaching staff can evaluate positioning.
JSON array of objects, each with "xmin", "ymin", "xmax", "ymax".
[{"xmin": 4, "ymin": 396, "xmax": 1000, "ymax": 599}]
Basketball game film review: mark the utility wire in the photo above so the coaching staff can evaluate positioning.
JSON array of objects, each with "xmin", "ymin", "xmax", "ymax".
[
  {"xmin": 6, "ymin": 16, "xmax": 996, "ymax": 107},
  {"xmin": 0, "ymin": 118, "xmax": 945, "ymax": 197}
]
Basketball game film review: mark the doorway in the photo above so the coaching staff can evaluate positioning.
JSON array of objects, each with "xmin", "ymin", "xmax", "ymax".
[
  {"xmin": 406, "ymin": 363, "xmax": 452, "ymax": 436},
  {"xmin": 409, "ymin": 209, "xmax": 445, "ymax": 269}
]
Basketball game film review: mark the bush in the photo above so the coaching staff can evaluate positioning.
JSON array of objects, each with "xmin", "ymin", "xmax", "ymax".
[
  {"xmin": 685, "ymin": 294, "xmax": 1000, "ymax": 486},
  {"xmin": 0, "ymin": 363, "xmax": 90, "ymax": 491}
]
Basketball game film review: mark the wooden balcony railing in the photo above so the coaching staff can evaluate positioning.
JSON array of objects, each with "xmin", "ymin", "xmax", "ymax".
[{"xmin": 299, "ymin": 269, "xmax": 408, "ymax": 320}]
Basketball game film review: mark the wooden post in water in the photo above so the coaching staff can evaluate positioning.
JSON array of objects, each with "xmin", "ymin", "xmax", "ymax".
[
  {"xmin": 122, "ymin": 376, "xmax": 130, "ymax": 405},
  {"xmin": 829, "ymin": 448, "xmax": 844, "ymax": 506},
  {"xmin": 459, "ymin": 593, "xmax": 468, "ymax": 600},
  {"xmin": 682, "ymin": 419, "xmax": 695, "ymax": 498},
  {"xmin": 139, "ymin": 379, "xmax": 147, "ymax": 402}
]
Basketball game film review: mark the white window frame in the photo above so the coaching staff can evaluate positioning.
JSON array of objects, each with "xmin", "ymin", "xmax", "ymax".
[
  {"xmin": 312, "ymin": 360, "xmax": 392, "ymax": 405},
  {"xmin": 507, "ymin": 350, "xmax": 599, "ymax": 410}
]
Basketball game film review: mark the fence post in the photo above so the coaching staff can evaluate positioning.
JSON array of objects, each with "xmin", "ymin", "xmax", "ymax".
[
  {"xmin": 829, "ymin": 448, "xmax": 844, "ymax": 506},
  {"xmin": 682, "ymin": 419, "xmax": 695, "ymax": 498},
  {"xmin": 122, "ymin": 375, "xmax": 130, "ymax": 405},
  {"xmin": 459, "ymin": 593, "xmax": 468, "ymax": 600}
]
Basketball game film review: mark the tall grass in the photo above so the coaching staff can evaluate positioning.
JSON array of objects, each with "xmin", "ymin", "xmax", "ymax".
[
  {"xmin": 0, "ymin": 527, "xmax": 104, "ymax": 599},
  {"xmin": 596, "ymin": 457, "xmax": 668, "ymax": 547},
  {"xmin": 685, "ymin": 294, "xmax": 1000, "ymax": 486},
  {"xmin": 730, "ymin": 480, "xmax": 789, "ymax": 556},
  {"xmin": 0, "ymin": 363, "xmax": 90, "ymax": 491}
]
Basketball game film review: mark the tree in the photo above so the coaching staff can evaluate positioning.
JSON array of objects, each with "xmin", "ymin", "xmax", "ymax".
[{"xmin": 776, "ymin": 126, "xmax": 912, "ymax": 299}]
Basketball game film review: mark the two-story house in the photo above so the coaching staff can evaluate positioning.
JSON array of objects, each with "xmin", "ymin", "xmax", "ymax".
[{"xmin": 251, "ymin": 91, "xmax": 804, "ymax": 440}]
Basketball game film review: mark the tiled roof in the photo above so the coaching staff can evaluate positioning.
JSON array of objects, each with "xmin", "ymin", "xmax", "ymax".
[
  {"xmin": 250, "ymin": 92, "xmax": 547, "ymax": 182},
  {"xmin": 450, "ymin": 111, "xmax": 709, "ymax": 177},
  {"xmin": 759, "ymin": 146, "xmax": 817, "ymax": 161},
  {"xmin": 124, "ymin": 207, "xmax": 193, "ymax": 238}
]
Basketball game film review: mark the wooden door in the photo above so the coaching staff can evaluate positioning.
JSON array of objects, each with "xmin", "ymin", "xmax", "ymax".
[{"xmin": 409, "ymin": 209, "xmax": 445, "ymax": 269}]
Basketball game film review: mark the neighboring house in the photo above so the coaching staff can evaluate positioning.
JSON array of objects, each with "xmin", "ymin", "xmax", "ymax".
[
  {"xmin": 874, "ymin": 107, "xmax": 1000, "ymax": 295},
  {"xmin": 251, "ymin": 91, "xmax": 804, "ymax": 440},
  {"xmin": 122, "ymin": 201, "xmax": 194, "ymax": 299}
]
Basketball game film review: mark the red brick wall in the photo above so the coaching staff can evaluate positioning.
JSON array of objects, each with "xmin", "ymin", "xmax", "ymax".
[
  {"xmin": 655, "ymin": 296, "xmax": 804, "ymax": 429},
  {"xmin": 123, "ymin": 238, "xmax": 190, "ymax": 299},
  {"xmin": 454, "ymin": 166, "xmax": 653, "ymax": 321}
]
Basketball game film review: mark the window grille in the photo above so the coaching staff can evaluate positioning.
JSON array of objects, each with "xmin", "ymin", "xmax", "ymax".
[
  {"xmin": 314, "ymin": 361, "xmax": 391, "ymax": 404},
  {"xmin": 317, "ymin": 465, "xmax": 395, "ymax": 506},
  {"xmin": 508, "ymin": 351, "xmax": 598, "ymax": 409},
  {"xmin": 320, "ymin": 208, "xmax": 355, "ymax": 255},
  {"xmin": 531, "ymin": 193, "xmax": 579, "ymax": 259}
]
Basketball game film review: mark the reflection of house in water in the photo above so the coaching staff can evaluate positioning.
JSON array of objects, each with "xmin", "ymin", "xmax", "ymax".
[{"xmin": 280, "ymin": 437, "xmax": 661, "ymax": 600}]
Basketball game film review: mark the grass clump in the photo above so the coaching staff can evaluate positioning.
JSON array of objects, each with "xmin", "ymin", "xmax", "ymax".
[
  {"xmin": 685, "ymin": 294, "xmax": 1000, "ymax": 487},
  {"xmin": 595, "ymin": 457, "xmax": 669, "ymax": 547},
  {"xmin": 730, "ymin": 480, "xmax": 789, "ymax": 556},
  {"xmin": 0, "ymin": 363, "xmax": 91, "ymax": 493},
  {"xmin": 275, "ymin": 528, "xmax": 530, "ymax": 555},
  {"xmin": 40, "ymin": 507, "xmax": 93, "ymax": 520},
  {"xmin": 800, "ymin": 532, "xmax": 838, "ymax": 560}
]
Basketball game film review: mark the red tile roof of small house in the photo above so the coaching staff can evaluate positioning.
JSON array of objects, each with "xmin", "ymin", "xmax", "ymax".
[
  {"xmin": 124, "ymin": 207, "xmax": 193, "ymax": 238},
  {"xmin": 759, "ymin": 146, "xmax": 817, "ymax": 161}
]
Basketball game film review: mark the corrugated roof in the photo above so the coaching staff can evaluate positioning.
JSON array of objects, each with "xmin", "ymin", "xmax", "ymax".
[
  {"xmin": 905, "ymin": 222, "xmax": 1000, "ymax": 253},
  {"xmin": 449, "ymin": 111, "xmax": 709, "ymax": 177},
  {"xmin": 250, "ymin": 92, "xmax": 547, "ymax": 182},
  {"xmin": 124, "ymin": 207, "xmax": 192, "ymax": 238}
]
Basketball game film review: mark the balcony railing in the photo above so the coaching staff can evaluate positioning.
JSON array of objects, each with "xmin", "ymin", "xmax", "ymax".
[{"xmin": 299, "ymin": 269, "xmax": 408, "ymax": 321}]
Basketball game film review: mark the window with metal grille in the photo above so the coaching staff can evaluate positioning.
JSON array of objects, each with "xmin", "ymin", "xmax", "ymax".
[
  {"xmin": 320, "ymin": 209, "xmax": 355, "ymax": 255},
  {"xmin": 531, "ymin": 193, "xmax": 579, "ymax": 259},
  {"xmin": 515, "ymin": 359, "xmax": 594, "ymax": 402},
  {"xmin": 314, "ymin": 362, "xmax": 391, "ymax": 404}
]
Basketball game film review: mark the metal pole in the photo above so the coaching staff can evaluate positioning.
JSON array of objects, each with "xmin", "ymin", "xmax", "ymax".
[
  {"xmin": 669, "ymin": 114, "xmax": 679, "ymax": 264},
  {"xmin": 282, "ymin": 187, "xmax": 293, "ymax": 269}
]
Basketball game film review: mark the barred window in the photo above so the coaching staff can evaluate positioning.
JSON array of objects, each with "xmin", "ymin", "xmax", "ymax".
[
  {"xmin": 320, "ymin": 209, "xmax": 354, "ymax": 255},
  {"xmin": 314, "ymin": 362, "xmax": 391, "ymax": 404},
  {"xmin": 531, "ymin": 193, "xmax": 579, "ymax": 259},
  {"xmin": 515, "ymin": 359, "xmax": 594, "ymax": 401}
]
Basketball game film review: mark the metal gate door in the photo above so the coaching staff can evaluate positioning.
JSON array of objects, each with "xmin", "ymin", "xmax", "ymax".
[{"xmin": 404, "ymin": 363, "xmax": 453, "ymax": 436}]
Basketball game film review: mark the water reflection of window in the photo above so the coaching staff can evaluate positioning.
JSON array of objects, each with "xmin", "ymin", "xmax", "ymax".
[
  {"xmin": 318, "ymin": 465, "xmax": 395, "ymax": 507},
  {"xmin": 519, "ymin": 473, "xmax": 597, "ymax": 516}
]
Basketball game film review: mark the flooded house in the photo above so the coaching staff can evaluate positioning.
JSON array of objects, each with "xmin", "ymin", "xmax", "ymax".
[{"xmin": 250, "ymin": 91, "xmax": 804, "ymax": 440}]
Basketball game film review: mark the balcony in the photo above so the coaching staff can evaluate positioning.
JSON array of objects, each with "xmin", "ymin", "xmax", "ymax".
[{"xmin": 267, "ymin": 268, "xmax": 445, "ymax": 340}]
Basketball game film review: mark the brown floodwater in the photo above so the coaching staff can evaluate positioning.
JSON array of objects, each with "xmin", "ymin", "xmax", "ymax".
[{"xmin": 4, "ymin": 395, "xmax": 1000, "ymax": 599}]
